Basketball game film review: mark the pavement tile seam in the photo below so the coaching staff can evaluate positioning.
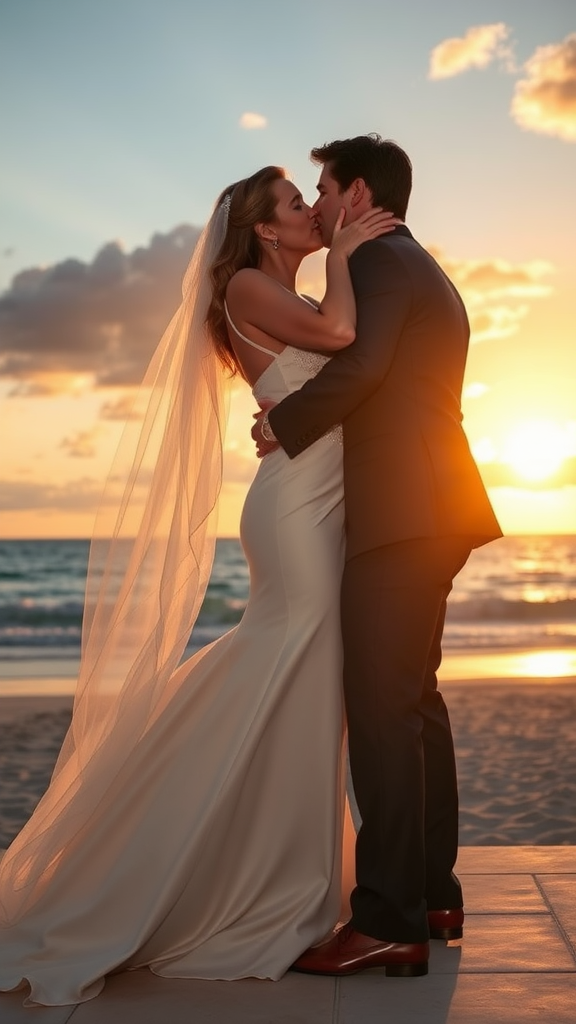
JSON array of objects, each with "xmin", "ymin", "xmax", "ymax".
[
  {"xmin": 461, "ymin": 871, "xmax": 548, "ymax": 880},
  {"xmin": 533, "ymin": 873, "xmax": 576, "ymax": 965},
  {"xmin": 332, "ymin": 977, "xmax": 341, "ymax": 1024},
  {"xmin": 529, "ymin": 869, "xmax": 576, "ymax": 874},
  {"xmin": 456, "ymin": 967, "xmax": 576, "ymax": 975},
  {"xmin": 458, "ymin": 860, "xmax": 576, "ymax": 874},
  {"xmin": 459, "ymin": 870, "xmax": 572, "ymax": 878},
  {"xmin": 465, "ymin": 910, "xmax": 549, "ymax": 916}
]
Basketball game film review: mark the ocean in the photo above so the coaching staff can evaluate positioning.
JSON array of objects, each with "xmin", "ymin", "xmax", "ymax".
[{"xmin": 1, "ymin": 536, "xmax": 575, "ymax": 679}]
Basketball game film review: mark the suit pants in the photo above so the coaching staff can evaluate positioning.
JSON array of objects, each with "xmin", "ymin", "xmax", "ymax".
[{"xmin": 341, "ymin": 536, "xmax": 473, "ymax": 943}]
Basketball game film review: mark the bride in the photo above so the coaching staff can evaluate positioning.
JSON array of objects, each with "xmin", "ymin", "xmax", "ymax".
[{"xmin": 0, "ymin": 165, "xmax": 395, "ymax": 1006}]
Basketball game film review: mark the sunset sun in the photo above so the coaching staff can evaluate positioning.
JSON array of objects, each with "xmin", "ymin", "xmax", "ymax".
[{"xmin": 503, "ymin": 420, "xmax": 569, "ymax": 483}]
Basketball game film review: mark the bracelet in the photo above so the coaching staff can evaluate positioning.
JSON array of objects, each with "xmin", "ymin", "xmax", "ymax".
[{"xmin": 261, "ymin": 413, "xmax": 277, "ymax": 443}]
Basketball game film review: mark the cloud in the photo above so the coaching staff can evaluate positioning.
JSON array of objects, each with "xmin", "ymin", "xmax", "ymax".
[
  {"xmin": 429, "ymin": 23, "xmax": 512, "ymax": 80},
  {"xmin": 60, "ymin": 428, "xmax": 101, "ymax": 458},
  {"xmin": 428, "ymin": 249, "xmax": 553, "ymax": 343},
  {"xmin": 0, "ymin": 230, "xmax": 554, "ymax": 399},
  {"xmin": 0, "ymin": 477, "xmax": 103, "ymax": 512},
  {"xmin": 239, "ymin": 111, "xmax": 268, "ymax": 130},
  {"xmin": 511, "ymin": 33, "xmax": 576, "ymax": 142},
  {"xmin": 467, "ymin": 304, "xmax": 530, "ymax": 343},
  {"xmin": 100, "ymin": 393, "xmax": 143, "ymax": 421},
  {"xmin": 0, "ymin": 225, "xmax": 201, "ymax": 395},
  {"xmin": 443, "ymin": 257, "xmax": 553, "ymax": 299}
]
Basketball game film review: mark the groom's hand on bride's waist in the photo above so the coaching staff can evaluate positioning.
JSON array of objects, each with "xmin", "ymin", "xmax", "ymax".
[{"xmin": 252, "ymin": 401, "xmax": 279, "ymax": 458}]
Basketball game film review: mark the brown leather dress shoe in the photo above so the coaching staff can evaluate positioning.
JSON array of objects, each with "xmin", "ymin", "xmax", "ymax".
[
  {"xmin": 427, "ymin": 907, "xmax": 464, "ymax": 940},
  {"xmin": 290, "ymin": 923, "xmax": 428, "ymax": 977}
]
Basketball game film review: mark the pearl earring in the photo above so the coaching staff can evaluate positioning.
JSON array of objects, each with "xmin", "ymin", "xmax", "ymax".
[{"xmin": 272, "ymin": 237, "xmax": 279, "ymax": 250}]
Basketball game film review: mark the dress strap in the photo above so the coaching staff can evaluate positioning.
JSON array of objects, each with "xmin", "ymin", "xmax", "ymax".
[{"xmin": 224, "ymin": 301, "xmax": 278, "ymax": 356}]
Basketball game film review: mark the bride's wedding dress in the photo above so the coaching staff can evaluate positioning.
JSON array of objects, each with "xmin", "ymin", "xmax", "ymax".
[{"xmin": 0, "ymin": 341, "xmax": 353, "ymax": 1006}]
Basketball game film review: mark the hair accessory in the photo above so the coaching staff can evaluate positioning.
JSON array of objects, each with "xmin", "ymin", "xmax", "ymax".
[{"xmin": 221, "ymin": 193, "xmax": 232, "ymax": 229}]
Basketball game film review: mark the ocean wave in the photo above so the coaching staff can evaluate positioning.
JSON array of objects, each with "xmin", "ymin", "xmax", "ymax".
[
  {"xmin": 1, "ymin": 592, "xmax": 574, "ymax": 637},
  {"xmin": 443, "ymin": 621, "xmax": 576, "ymax": 650},
  {"xmin": 0, "ymin": 630, "xmax": 82, "ymax": 648},
  {"xmin": 0, "ymin": 601, "xmax": 84, "ymax": 627},
  {"xmin": 446, "ymin": 597, "xmax": 576, "ymax": 622},
  {"xmin": 2, "ymin": 536, "xmax": 576, "ymax": 659},
  {"xmin": 0, "ymin": 595, "xmax": 246, "ymax": 648},
  {"xmin": 3, "ymin": 615, "xmax": 576, "ymax": 656}
]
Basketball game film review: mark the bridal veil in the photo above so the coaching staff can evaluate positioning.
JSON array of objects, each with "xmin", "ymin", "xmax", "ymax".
[{"xmin": 0, "ymin": 199, "xmax": 231, "ymax": 919}]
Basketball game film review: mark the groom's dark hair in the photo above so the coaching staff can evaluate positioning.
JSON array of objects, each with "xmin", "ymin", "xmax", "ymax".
[{"xmin": 311, "ymin": 134, "xmax": 412, "ymax": 219}]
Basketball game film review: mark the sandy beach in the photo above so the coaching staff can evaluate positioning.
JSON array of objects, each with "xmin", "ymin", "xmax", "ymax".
[{"xmin": 1, "ymin": 666, "xmax": 576, "ymax": 852}]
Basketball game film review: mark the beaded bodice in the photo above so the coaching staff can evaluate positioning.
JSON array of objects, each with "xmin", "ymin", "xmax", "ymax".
[{"xmin": 251, "ymin": 347, "xmax": 343, "ymax": 446}]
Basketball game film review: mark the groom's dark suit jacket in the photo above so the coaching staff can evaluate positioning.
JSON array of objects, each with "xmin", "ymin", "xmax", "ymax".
[{"xmin": 269, "ymin": 226, "xmax": 502, "ymax": 561}]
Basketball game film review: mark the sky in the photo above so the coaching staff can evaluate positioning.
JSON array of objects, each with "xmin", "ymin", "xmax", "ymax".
[{"xmin": 0, "ymin": 0, "xmax": 575, "ymax": 538}]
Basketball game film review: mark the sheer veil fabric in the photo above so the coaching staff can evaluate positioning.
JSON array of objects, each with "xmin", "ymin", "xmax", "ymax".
[{"xmin": 0, "ymin": 202, "xmax": 231, "ymax": 919}]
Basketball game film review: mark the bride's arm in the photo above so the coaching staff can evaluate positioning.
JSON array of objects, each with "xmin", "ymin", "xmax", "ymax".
[
  {"xmin": 226, "ymin": 209, "xmax": 398, "ymax": 353},
  {"xmin": 265, "ymin": 242, "xmax": 412, "ymax": 456}
]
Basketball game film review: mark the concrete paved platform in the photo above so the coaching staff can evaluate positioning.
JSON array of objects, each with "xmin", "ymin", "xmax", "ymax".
[{"xmin": 2, "ymin": 846, "xmax": 575, "ymax": 1022}]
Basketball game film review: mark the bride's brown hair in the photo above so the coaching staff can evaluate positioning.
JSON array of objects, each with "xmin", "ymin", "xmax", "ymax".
[{"xmin": 206, "ymin": 165, "xmax": 285, "ymax": 377}]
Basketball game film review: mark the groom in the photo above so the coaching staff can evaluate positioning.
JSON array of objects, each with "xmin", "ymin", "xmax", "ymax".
[{"xmin": 253, "ymin": 135, "xmax": 502, "ymax": 977}]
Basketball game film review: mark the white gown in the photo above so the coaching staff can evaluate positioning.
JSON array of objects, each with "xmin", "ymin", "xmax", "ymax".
[{"xmin": 0, "ymin": 342, "xmax": 354, "ymax": 1006}]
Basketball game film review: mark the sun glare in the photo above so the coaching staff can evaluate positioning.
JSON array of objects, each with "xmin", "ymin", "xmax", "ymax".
[
  {"xmin": 513, "ymin": 650, "xmax": 576, "ymax": 678},
  {"xmin": 503, "ymin": 420, "xmax": 568, "ymax": 483}
]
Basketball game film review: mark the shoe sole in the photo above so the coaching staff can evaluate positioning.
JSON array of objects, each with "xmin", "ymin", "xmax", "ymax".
[
  {"xmin": 385, "ymin": 962, "xmax": 429, "ymax": 977},
  {"xmin": 290, "ymin": 961, "xmax": 429, "ymax": 978},
  {"xmin": 429, "ymin": 926, "xmax": 463, "ymax": 940}
]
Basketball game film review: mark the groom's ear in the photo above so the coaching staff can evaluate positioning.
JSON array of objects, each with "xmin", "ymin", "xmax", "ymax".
[{"xmin": 348, "ymin": 177, "xmax": 370, "ymax": 208}]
